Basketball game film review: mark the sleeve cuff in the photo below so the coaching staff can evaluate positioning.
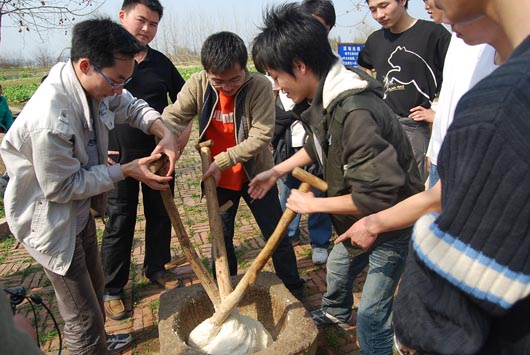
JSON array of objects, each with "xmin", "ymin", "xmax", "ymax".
[
  {"xmin": 214, "ymin": 152, "xmax": 232, "ymax": 171},
  {"xmin": 108, "ymin": 164, "xmax": 125, "ymax": 183}
]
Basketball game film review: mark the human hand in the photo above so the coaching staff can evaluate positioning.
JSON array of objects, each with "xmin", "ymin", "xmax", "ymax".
[
  {"xmin": 107, "ymin": 150, "xmax": 119, "ymax": 165},
  {"xmin": 122, "ymin": 154, "xmax": 173, "ymax": 190},
  {"xmin": 409, "ymin": 106, "xmax": 435, "ymax": 123},
  {"xmin": 176, "ymin": 121, "xmax": 193, "ymax": 156},
  {"xmin": 285, "ymin": 189, "xmax": 316, "ymax": 214},
  {"xmin": 149, "ymin": 119, "xmax": 179, "ymax": 176},
  {"xmin": 151, "ymin": 132, "xmax": 178, "ymax": 176},
  {"xmin": 248, "ymin": 169, "xmax": 280, "ymax": 199},
  {"xmin": 334, "ymin": 216, "xmax": 378, "ymax": 250},
  {"xmin": 202, "ymin": 161, "xmax": 221, "ymax": 186}
]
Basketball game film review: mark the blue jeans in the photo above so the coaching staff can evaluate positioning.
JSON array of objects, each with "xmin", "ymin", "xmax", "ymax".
[
  {"xmin": 278, "ymin": 172, "xmax": 333, "ymax": 248},
  {"xmin": 322, "ymin": 235, "xmax": 409, "ymax": 355},
  {"xmin": 428, "ymin": 163, "xmax": 439, "ymax": 189}
]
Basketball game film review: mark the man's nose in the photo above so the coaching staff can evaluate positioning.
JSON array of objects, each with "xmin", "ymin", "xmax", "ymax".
[{"xmin": 113, "ymin": 86, "xmax": 124, "ymax": 95}]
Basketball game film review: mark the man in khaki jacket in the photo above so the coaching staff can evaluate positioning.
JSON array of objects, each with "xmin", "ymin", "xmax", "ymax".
[{"xmin": 162, "ymin": 31, "xmax": 304, "ymax": 298}]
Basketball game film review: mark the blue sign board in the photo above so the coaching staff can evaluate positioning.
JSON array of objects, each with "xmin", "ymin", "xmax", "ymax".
[{"xmin": 337, "ymin": 43, "xmax": 365, "ymax": 68}]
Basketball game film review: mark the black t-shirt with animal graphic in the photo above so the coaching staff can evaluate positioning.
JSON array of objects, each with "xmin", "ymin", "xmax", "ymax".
[{"xmin": 358, "ymin": 20, "xmax": 450, "ymax": 117}]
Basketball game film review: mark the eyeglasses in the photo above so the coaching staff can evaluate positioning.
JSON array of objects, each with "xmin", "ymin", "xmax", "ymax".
[
  {"xmin": 209, "ymin": 74, "xmax": 245, "ymax": 89},
  {"xmin": 93, "ymin": 64, "xmax": 133, "ymax": 89}
]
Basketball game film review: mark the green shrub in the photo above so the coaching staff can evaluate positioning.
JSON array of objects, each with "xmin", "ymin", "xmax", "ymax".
[{"xmin": 4, "ymin": 83, "xmax": 39, "ymax": 104}]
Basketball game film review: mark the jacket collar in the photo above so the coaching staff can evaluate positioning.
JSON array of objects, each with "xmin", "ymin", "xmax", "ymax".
[
  {"xmin": 58, "ymin": 60, "xmax": 94, "ymax": 130},
  {"xmin": 321, "ymin": 61, "xmax": 369, "ymax": 110}
]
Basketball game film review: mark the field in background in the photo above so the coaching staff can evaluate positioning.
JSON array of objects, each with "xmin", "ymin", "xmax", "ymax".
[{"xmin": 1, "ymin": 64, "xmax": 204, "ymax": 114}]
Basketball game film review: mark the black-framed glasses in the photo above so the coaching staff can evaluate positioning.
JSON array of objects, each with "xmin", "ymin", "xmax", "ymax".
[
  {"xmin": 93, "ymin": 64, "xmax": 133, "ymax": 89},
  {"xmin": 209, "ymin": 74, "xmax": 245, "ymax": 89}
]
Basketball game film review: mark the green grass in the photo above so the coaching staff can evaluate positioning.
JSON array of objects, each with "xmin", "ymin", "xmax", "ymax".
[
  {"xmin": 4, "ymin": 83, "xmax": 40, "ymax": 104},
  {"xmin": 179, "ymin": 66, "xmax": 202, "ymax": 81},
  {"xmin": 150, "ymin": 299, "xmax": 160, "ymax": 314},
  {"xmin": 324, "ymin": 327, "xmax": 348, "ymax": 351},
  {"xmin": 96, "ymin": 227, "xmax": 104, "ymax": 244},
  {"xmin": 39, "ymin": 328, "xmax": 59, "ymax": 346},
  {"xmin": 1, "ymin": 65, "xmax": 202, "ymax": 108},
  {"xmin": 0, "ymin": 235, "xmax": 15, "ymax": 264}
]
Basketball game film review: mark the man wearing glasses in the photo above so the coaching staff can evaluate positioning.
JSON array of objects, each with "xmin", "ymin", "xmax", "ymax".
[
  {"xmin": 162, "ymin": 31, "xmax": 304, "ymax": 299},
  {"xmin": 0, "ymin": 18, "xmax": 178, "ymax": 354}
]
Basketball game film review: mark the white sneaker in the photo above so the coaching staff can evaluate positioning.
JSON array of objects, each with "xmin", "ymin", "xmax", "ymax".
[{"xmin": 312, "ymin": 246, "xmax": 328, "ymax": 265}]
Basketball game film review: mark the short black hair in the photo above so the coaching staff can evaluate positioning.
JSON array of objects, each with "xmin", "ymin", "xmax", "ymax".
[
  {"xmin": 121, "ymin": 0, "xmax": 164, "ymax": 19},
  {"xmin": 366, "ymin": 0, "xmax": 408, "ymax": 10},
  {"xmin": 70, "ymin": 17, "xmax": 145, "ymax": 68},
  {"xmin": 252, "ymin": 3, "xmax": 335, "ymax": 79},
  {"xmin": 201, "ymin": 31, "xmax": 248, "ymax": 74},
  {"xmin": 301, "ymin": 0, "xmax": 336, "ymax": 29}
]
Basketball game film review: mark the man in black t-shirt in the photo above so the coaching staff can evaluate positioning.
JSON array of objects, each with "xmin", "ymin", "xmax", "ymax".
[
  {"xmin": 359, "ymin": 0, "xmax": 450, "ymax": 182},
  {"xmin": 100, "ymin": 0, "xmax": 185, "ymax": 321}
]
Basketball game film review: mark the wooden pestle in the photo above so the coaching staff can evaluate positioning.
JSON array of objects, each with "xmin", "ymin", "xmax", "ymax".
[
  {"xmin": 209, "ymin": 167, "xmax": 328, "ymax": 326},
  {"xmin": 149, "ymin": 156, "xmax": 220, "ymax": 306},
  {"xmin": 195, "ymin": 140, "xmax": 234, "ymax": 300}
]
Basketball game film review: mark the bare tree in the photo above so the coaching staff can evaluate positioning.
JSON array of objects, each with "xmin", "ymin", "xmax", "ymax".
[
  {"xmin": 0, "ymin": 0, "xmax": 105, "ymax": 44},
  {"xmin": 335, "ymin": 0, "xmax": 376, "ymax": 43},
  {"xmin": 34, "ymin": 45, "xmax": 54, "ymax": 67}
]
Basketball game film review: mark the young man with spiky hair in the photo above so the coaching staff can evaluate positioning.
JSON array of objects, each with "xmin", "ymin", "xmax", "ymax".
[
  {"xmin": 273, "ymin": 0, "xmax": 336, "ymax": 265},
  {"xmin": 249, "ymin": 4, "xmax": 422, "ymax": 354},
  {"xmin": 100, "ymin": 0, "xmax": 186, "ymax": 321},
  {"xmin": 162, "ymin": 31, "xmax": 304, "ymax": 299},
  {"xmin": 359, "ymin": 0, "xmax": 450, "ymax": 183},
  {"xmin": 0, "ymin": 18, "xmax": 178, "ymax": 354}
]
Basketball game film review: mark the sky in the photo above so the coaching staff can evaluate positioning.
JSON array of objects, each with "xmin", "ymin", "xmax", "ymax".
[{"xmin": 0, "ymin": 0, "xmax": 431, "ymax": 61}]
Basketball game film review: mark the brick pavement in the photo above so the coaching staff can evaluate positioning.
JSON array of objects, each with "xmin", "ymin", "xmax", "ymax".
[{"xmin": 0, "ymin": 124, "xmax": 364, "ymax": 355}]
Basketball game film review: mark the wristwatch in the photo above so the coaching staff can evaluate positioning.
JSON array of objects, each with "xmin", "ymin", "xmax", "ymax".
[{"xmin": 393, "ymin": 333, "xmax": 417, "ymax": 355}]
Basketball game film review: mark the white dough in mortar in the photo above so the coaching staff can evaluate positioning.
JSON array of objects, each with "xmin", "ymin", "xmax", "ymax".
[{"xmin": 188, "ymin": 312, "xmax": 273, "ymax": 355}]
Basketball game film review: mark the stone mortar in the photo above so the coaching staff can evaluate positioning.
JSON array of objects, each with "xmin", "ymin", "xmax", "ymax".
[{"xmin": 158, "ymin": 271, "xmax": 318, "ymax": 355}]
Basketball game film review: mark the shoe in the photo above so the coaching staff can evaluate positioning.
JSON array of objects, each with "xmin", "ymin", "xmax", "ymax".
[
  {"xmin": 107, "ymin": 333, "xmax": 132, "ymax": 354},
  {"xmin": 289, "ymin": 235, "xmax": 301, "ymax": 246},
  {"xmin": 312, "ymin": 246, "xmax": 328, "ymax": 265},
  {"xmin": 289, "ymin": 285, "xmax": 304, "ymax": 301},
  {"xmin": 150, "ymin": 271, "xmax": 181, "ymax": 290},
  {"xmin": 104, "ymin": 299, "xmax": 127, "ymax": 321},
  {"xmin": 310, "ymin": 309, "xmax": 352, "ymax": 329}
]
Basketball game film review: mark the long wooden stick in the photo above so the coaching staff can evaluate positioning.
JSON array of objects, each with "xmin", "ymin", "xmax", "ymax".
[
  {"xmin": 196, "ymin": 140, "xmax": 233, "ymax": 300},
  {"xmin": 210, "ymin": 167, "xmax": 327, "ymax": 326},
  {"xmin": 150, "ymin": 157, "xmax": 220, "ymax": 306}
]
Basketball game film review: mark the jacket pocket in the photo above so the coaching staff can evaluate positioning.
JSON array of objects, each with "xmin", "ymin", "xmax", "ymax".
[{"xmin": 30, "ymin": 199, "xmax": 48, "ymax": 235}]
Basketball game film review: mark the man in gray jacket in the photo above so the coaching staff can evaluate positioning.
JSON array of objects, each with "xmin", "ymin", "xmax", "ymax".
[{"xmin": 0, "ymin": 18, "xmax": 178, "ymax": 354}]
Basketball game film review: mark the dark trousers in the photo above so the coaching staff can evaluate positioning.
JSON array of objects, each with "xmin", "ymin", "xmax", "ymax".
[
  {"xmin": 399, "ymin": 117, "xmax": 430, "ymax": 183},
  {"xmin": 100, "ymin": 176, "xmax": 174, "ymax": 296},
  {"xmin": 44, "ymin": 216, "xmax": 107, "ymax": 355},
  {"xmin": 214, "ymin": 182, "xmax": 304, "ymax": 295}
]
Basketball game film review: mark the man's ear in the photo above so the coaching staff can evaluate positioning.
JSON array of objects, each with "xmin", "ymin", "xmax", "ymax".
[
  {"xmin": 293, "ymin": 59, "xmax": 308, "ymax": 75},
  {"xmin": 118, "ymin": 10, "xmax": 126, "ymax": 24},
  {"xmin": 78, "ymin": 59, "xmax": 91, "ymax": 75}
]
